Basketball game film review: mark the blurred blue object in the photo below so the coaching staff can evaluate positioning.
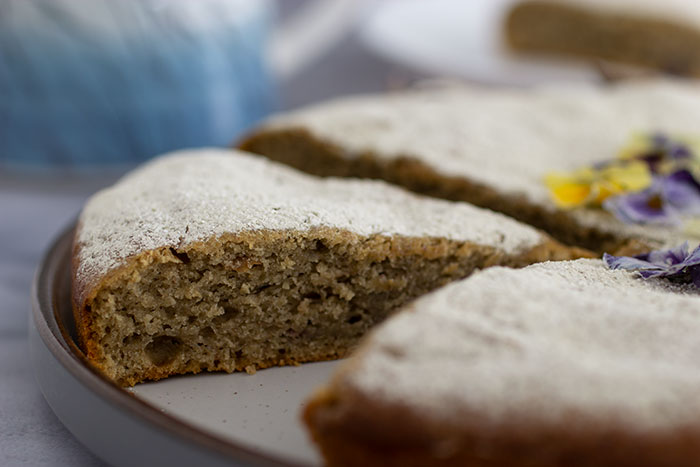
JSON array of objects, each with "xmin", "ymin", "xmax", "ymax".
[{"xmin": 0, "ymin": 0, "xmax": 276, "ymax": 169}]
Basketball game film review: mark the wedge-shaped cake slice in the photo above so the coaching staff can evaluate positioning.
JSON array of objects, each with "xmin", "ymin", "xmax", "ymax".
[
  {"xmin": 71, "ymin": 149, "xmax": 578, "ymax": 386},
  {"xmin": 241, "ymin": 80, "xmax": 700, "ymax": 254},
  {"xmin": 506, "ymin": 0, "xmax": 700, "ymax": 76},
  {"xmin": 304, "ymin": 259, "xmax": 700, "ymax": 467}
]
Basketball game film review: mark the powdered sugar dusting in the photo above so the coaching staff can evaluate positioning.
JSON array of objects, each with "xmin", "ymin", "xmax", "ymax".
[
  {"xmin": 348, "ymin": 259, "xmax": 700, "ymax": 432},
  {"xmin": 264, "ymin": 80, "xmax": 700, "ymax": 246},
  {"xmin": 75, "ymin": 149, "xmax": 544, "ymax": 285}
]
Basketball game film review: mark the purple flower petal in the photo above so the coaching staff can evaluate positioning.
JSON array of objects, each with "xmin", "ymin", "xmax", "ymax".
[
  {"xmin": 663, "ymin": 170, "xmax": 700, "ymax": 216},
  {"xmin": 644, "ymin": 242, "xmax": 689, "ymax": 265},
  {"xmin": 603, "ymin": 252, "xmax": 662, "ymax": 271},
  {"xmin": 682, "ymin": 244, "xmax": 700, "ymax": 266},
  {"xmin": 603, "ymin": 170, "xmax": 700, "ymax": 225},
  {"xmin": 670, "ymin": 145, "xmax": 692, "ymax": 160},
  {"xmin": 632, "ymin": 134, "xmax": 694, "ymax": 172},
  {"xmin": 603, "ymin": 182, "xmax": 679, "ymax": 225},
  {"xmin": 604, "ymin": 243, "xmax": 700, "ymax": 288}
]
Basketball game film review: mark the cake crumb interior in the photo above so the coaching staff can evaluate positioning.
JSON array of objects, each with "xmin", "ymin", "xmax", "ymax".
[{"xmin": 86, "ymin": 228, "xmax": 513, "ymax": 386}]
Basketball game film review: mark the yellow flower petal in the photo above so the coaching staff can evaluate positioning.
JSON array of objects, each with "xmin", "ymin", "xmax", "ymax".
[
  {"xmin": 551, "ymin": 182, "xmax": 592, "ymax": 208},
  {"xmin": 600, "ymin": 161, "xmax": 652, "ymax": 192},
  {"xmin": 544, "ymin": 161, "xmax": 651, "ymax": 208},
  {"xmin": 544, "ymin": 172, "xmax": 593, "ymax": 208},
  {"xmin": 591, "ymin": 180, "xmax": 619, "ymax": 205},
  {"xmin": 617, "ymin": 133, "xmax": 654, "ymax": 161}
]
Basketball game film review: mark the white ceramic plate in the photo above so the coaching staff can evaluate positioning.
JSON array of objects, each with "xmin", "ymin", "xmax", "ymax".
[
  {"xmin": 360, "ymin": 0, "xmax": 601, "ymax": 86},
  {"xmin": 30, "ymin": 224, "xmax": 337, "ymax": 467}
]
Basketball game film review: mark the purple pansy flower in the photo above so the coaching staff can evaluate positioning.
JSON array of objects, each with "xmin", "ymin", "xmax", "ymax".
[
  {"xmin": 642, "ymin": 133, "xmax": 694, "ymax": 172},
  {"xmin": 593, "ymin": 133, "xmax": 694, "ymax": 172},
  {"xmin": 604, "ymin": 242, "xmax": 700, "ymax": 287},
  {"xmin": 603, "ymin": 170, "xmax": 700, "ymax": 225}
]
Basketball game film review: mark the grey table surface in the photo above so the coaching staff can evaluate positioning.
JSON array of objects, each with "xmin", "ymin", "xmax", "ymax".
[{"xmin": 0, "ymin": 10, "xmax": 427, "ymax": 466}]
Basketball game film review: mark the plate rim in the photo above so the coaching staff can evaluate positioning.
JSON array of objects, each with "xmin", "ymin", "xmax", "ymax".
[{"xmin": 31, "ymin": 222, "xmax": 306, "ymax": 467}]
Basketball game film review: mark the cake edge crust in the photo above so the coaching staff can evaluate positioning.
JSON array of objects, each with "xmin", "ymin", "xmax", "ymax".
[{"xmin": 301, "ymin": 306, "xmax": 700, "ymax": 467}]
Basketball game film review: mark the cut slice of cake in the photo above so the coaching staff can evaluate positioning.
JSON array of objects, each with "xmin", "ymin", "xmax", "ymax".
[
  {"xmin": 71, "ymin": 149, "xmax": 581, "ymax": 386},
  {"xmin": 304, "ymin": 259, "xmax": 700, "ymax": 467},
  {"xmin": 505, "ymin": 0, "xmax": 700, "ymax": 76},
  {"xmin": 240, "ymin": 80, "xmax": 700, "ymax": 254}
]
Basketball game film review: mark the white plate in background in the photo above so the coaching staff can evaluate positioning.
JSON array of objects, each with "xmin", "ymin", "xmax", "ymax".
[{"xmin": 360, "ymin": 0, "xmax": 601, "ymax": 86}]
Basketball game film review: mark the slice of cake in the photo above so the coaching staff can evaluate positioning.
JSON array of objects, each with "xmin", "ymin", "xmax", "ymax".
[
  {"xmin": 304, "ymin": 259, "xmax": 700, "ymax": 467},
  {"xmin": 240, "ymin": 80, "xmax": 700, "ymax": 254},
  {"xmin": 72, "ymin": 149, "xmax": 579, "ymax": 387},
  {"xmin": 505, "ymin": 0, "xmax": 700, "ymax": 76}
]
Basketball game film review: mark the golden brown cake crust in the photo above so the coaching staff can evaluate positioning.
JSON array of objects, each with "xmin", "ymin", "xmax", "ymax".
[{"xmin": 304, "ymin": 388, "xmax": 700, "ymax": 467}]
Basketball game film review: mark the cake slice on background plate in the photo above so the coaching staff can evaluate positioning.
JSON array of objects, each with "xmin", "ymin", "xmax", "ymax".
[
  {"xmin": 304, "ymin": 256, "xmax": 700, "ymax": 467},
  {"xmin": 71, "ymin": 148, "xmax": 581, "ymax": 387},
  {"xmin": 505, "ymin": 0, "xmax": 700, "ymax": 76},
  {"xmin": 240, "ymin": 80, "xmax": 700, "ymax": 254}
]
